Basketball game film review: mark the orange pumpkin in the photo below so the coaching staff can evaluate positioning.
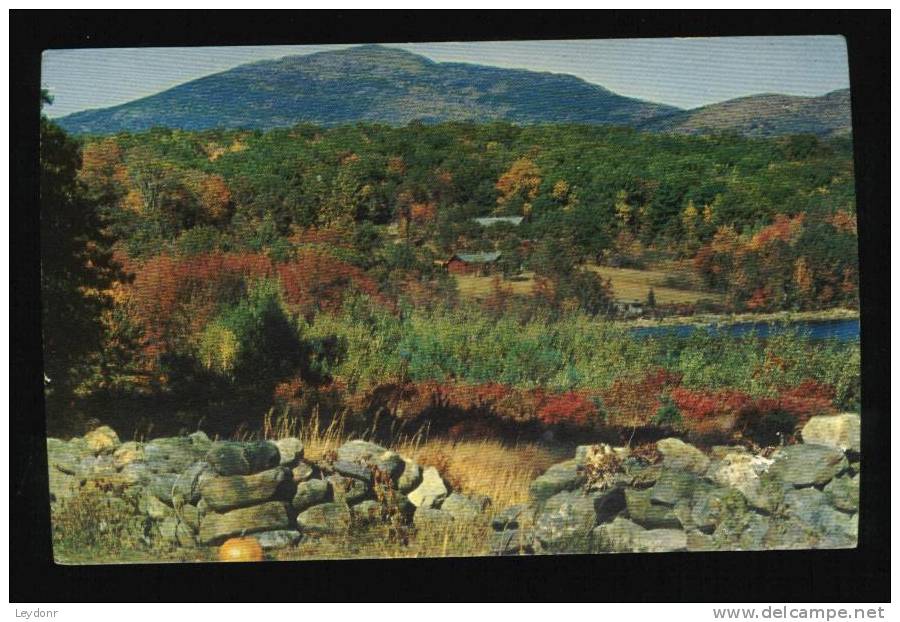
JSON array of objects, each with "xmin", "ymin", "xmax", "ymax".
[{"xmin": 218, "ymin": 536, "xmax": 264, "ymax": 562}]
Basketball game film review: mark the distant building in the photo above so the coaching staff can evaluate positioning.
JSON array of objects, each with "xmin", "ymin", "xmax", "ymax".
[
  {"xmin": 445, "ymin": 251, "xmax": 502, "ymax": 275},
  {"xmin": 473, "ymin": 216, "xmax": 524, "ymax": 227}
]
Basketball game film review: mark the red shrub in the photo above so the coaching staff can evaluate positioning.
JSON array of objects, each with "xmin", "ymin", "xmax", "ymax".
[
  {"xmin": 601, "ymin": 368, "xmax": 682, "ymax": 429},
  {"xmin": 537, "ymin": 392, "xmax": 598, "ymax": 427}
]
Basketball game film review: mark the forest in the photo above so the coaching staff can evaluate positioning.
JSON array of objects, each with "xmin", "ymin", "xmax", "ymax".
[{"xmin": 42, "ymin": 102, "xmax": 860, "ymax": 448}]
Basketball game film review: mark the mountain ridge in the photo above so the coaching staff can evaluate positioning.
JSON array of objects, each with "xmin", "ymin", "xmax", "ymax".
[{"xmin": 55, "ymin": 45, "xmax": 851, "ymax": 138}]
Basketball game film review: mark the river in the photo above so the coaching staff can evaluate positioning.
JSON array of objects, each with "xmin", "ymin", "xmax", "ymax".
[{"xmin": 629, "ymin": 318, "xmax": 860, "ymax": 342}]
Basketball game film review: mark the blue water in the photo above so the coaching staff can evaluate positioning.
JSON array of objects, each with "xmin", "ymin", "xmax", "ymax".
[{"xmin": 630, "ymin": 318, "xmax": 859, "ymax": 342}]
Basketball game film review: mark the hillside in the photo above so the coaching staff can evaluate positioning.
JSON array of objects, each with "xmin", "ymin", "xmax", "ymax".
[
  {"xmin": 640, "ymin": 89, "xmax": 852, "ymax": 138},
  {"xmin": 56, "ymin": 45, "xmax": 679, "ymax": 134}
]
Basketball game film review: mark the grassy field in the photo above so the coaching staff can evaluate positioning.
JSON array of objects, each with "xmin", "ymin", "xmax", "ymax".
[{"xmin": 453, "ymin": 263, "xmax": 722, "ymax": 305}]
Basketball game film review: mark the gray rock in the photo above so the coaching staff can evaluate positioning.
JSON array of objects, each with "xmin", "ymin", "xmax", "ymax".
[
  {"xmin": 706, "ymin": 450, "xmax": 775, "ymax": 509},
  {"xmin": 332, "ymin": 460, "xmax": 374, "ymax": 484},
  {"xmin": 149, "ymin": 474, "xmax": 179, "ymax": 505},
  {"xmin": 650, "ymin": 469, "xmax": 700, "ymax": 506},
  {"xmin": 292, "ymin": 478, "xmax": 330, "ymax": 513},
  {"xmin": 783, "ymin": 488, "xmax": 857, "ymax": 541},
  {"xmin": 79, "ymin": 455, "xmax": 118, "ymax": 480},
  {"xmin": 47, "ymin": 438, "xmax": 91, "ymax": 475},
  {"xmin": 352, "ymin": 499, "xmax": 384, "ymax": 524},
  {"xmin": 327, "ymin": 474, "xmax": 370, "ymax": 505},
  {"xmin": 528, "ymin": 460, "xmax": 585, "ymax": 503},
  {"xmin": 396, "ymin": 458, "xmax": 422, "ymax": 493},
  {"xmin": 408, "ymin": 466, "xmax": 448, "ymax": 508},
  {"xmin": 492, "ymin": 505, "xmax": 525, "ymax": 531},
  {"xmin": 173, "ymin": 461, "xmax": 208, "ymax": 505},
  {"xmin": 180, "ymin": 504, "xmax": 201, "ymax": 532},
  {"xmin": 199, "ymin": 501, "xmax": 291, "ymax": 544},
  {"xmin": 205, "ymin": 441, "xmax": 280, "ymax": 476},
  {"xmin": 273, "ymin": 437, "xmax": 304, "ymax": 466},
  {"xmin": 292, "ymin": 461, "xmax": 316, "ymax": 483},
  {"xmin": 440, "ymin": 493, "xmax": 491, "ymax": 522},
  {"xmin": 255, "ymin": 529, "xmax": 302, "ymax": 550},
  {"xmin": 657, "ymin": 438, "xmax": 710, "ymax": 475},
  {"xmin": 824, "ymin": 474, "xmax": 859, "ymax": 513},
  {"xmin": 188, "ymin": 430, "xmax": 212, "ymax": 451},
  {"xmin": 534, "ymin": 490, "xmax": 598, "ymax": 552},
  {"xmin": 119, "ymin": 461, "xmax": 153, "ymax": 487},
  {"xmin": 592, "ymin": 517, "xmax": 644, "ymax": 552},
  {"xmin": 199, "ymin": 466, "xmax": 290, "ymax": 512},
  {"xmin": 145, "ymin": 437, "xmax": 201, "ymax": 473},
  {"xmin": 159, "ymin": 516, "xmax": 196, "ymax": 547},
  {"xmin": 691, "ymin": 486, "xmax": 746, "ymax": 533},
  {"xmin": 624, "ymin": 488, "xmax": 682, "ymax": 529},
  {"xmin": 296, "ymin": 502, "xmax": 351, "ymax": 535},
  {"xmin": 413, "ymin": 507, "xmax": 456, "ymax": 532},
  {"xmin": 769, "ymin": 444, "xmax": 849, "ymax": 488},
  {"xmin": 112, "ymin": 441, "xmax": 145, "ymax": 469},
  {"xmin": 142, "ymin": 491, "xmax": 175, "ymax": 520},
  {"xmin": 801, "ymin": 413, "xmax": 860, "ymax": 453},
  {"xmin": 335, "ymin": 440, "xmax": 405, "ymax": 480},
  {"xmin": 491, "ymin": 529, "xmax": 532, "ymax": 555}
]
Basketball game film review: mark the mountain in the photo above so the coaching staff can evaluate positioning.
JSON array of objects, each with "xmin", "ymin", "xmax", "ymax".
[
  {"xmin": 640, "ymin": 89, "xmax": 852, "ymax": 138},
  {"xmin": 55, "ymin": 45, "xmax": 680, "ymax": 134}
]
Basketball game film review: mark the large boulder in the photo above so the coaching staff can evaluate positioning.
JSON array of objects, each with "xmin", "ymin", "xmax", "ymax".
[
  {"xmin": 335, "ymin": 440, "xmax": 405, "ymax": 481},
  {"xmin": 593, "ymin": 517, "xmax": 688, "ymax": 553},
  {"xmin": 149, "ymin": 474, "xmax": 179, "ymax": 505},
  {"xmin": 292, "ymin": 479, "xmax": 330, "ymax": 513},
  {"xmin": 528, "ymin": 460, "xmax": 585, "ymax": 503},
  {"xmin": 199, "ymin": 466, "xmax": 290, "ymax": 512},
  {"xmin": 824, "ymin": 474, "xmax": 859, "ymax": 513},
  {"xmin": 84, "ymin": 426, "xmax": 121, "ymax": 455},
  {"xmin": 112, "ymin": 441, "xmax": 145, "ymax": 470},
  {"xmin": 291, "ymin": 461, "xmax": 316, "ymax": 483},
  {"xmin": 173, "ymin": 461, "xmax": 208, "ymax": 505},
  {"xmin": 656, "ymin": 438, "xmax": 709, "ymax": 475},
  {"xmin": 801, "ymin": 414, "xmax": 861, "ymax": 453},
  {"xmin": 142, "ymin": 490, "xmax": 176, "ymax": 520},
  {"xmin": 706, "ymin": 450, "xmax": 774, "ymax": 509},
  {"xmin": 145, "ymin": 437, "xmax": 203, "ymax": 474},
  {"xmin": 296, "ymin": 502, "xmax": 351, "ymax": 535},
  {"xmin": 768, "ymin": 444, "xmax": 848, "ymax": 488},
  {"xmin": 332, "ymin": 460, "xmax": 374, "ymax": 485},
  {"xmin": 327, "ymin": 474, "xmax": 370, "ymax": 505},
  {"xmin": 533, "ymin": 490, "xmax": 598, "ymax": 552},
  {"xmin": 396, "ymin": 458, "xmax": 422, "ymax": 493},
  {"xmin": 205, "ymin": 441, "xmax": 280, "ymax": 476},
  {"xmin": 199, "ymin": 501, "xmax": 291, "ymax": 544},
  {"xmin": 255, "ymin": 529, "xmax": 302, "ymax": 550},
  {"xmin": 407, "ymin": 467, "xmax": 448, "ymax": 509},
  {"xmin": 624, "ymin": 488, "xmax": 682, "ymax": 529},
  {"xmin": 159, "ymin": 516, "xmax": 196, "ymax": 547},
  {"xmin": 783, "ymin": 488, "xmax": 857, "ymax": 542},
  {"xmin": 273, "ymin": 438, "xmax": 304, "ymax": 466},
  {"xmin": 649, "ymin": 469, "xmax": 700, "ymax": 506},
  {"xmin": 47, "ymin": 438, "xmax": 91, "ymax": 475},
  {"xmin": 690, "ymin": 486, "xmax": 746, "ymax": 533},
  {"xmin": 440, "ymin": 493, "xmax": 491, "ymax": 522}
]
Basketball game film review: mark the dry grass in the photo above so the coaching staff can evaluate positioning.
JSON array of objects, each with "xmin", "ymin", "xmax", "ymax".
[
  {"xmin": 396, "ymin": 437, "xmax": 564, "ymax": 509},
  {"xmin": 454, "ymin": 272, "xmax": 536, "ymax": 299},
  {"xmin": 453, "ymin": 264, "xmax": 721, "ymax": 305},
  {"xmin": 254, "ymin": 409, "xmax": 563, "ymax": 509},
  {"xmin": 586, "ymin": 263, "xmax": 722, "ymax": 304}
]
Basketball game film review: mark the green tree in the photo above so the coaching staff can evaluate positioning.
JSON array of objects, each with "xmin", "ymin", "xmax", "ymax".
[{"xmin": 40, "ymin": 91, "xmax": 123, "ymax": 412}]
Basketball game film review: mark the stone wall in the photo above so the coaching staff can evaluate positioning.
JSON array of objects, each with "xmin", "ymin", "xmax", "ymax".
[
  {"xmin": 47, "ymin": 412, "xmax": 860, "ymax": 556},
  {"xmin": 489, "ymin": 413, "xmax": 860, "ymax": 554}
]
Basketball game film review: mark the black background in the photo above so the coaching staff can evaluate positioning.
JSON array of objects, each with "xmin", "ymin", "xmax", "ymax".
[{"xmin": 10, "ymin": 10, "xmax": 890, "ymax": 603}]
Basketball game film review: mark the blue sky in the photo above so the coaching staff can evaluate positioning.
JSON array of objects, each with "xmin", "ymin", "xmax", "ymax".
[{"xmin": 42, "ymin": 36, "xmax": 850, "ymax": 118}]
